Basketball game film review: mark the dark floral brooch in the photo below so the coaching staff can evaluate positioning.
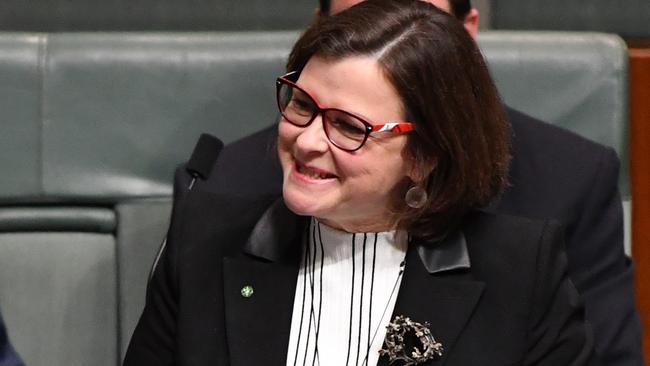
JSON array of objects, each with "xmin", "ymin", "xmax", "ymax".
[{"xmin": 379, "ymin": 315, "xmax": 444, "ymax": 365}]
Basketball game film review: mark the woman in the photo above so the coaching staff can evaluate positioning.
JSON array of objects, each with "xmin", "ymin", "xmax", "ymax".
[{"xmin": 124, "ymin": 0, "xmax": 596, "ymax": 365}]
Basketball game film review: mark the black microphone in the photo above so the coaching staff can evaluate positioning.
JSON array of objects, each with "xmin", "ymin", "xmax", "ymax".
[
  {"xmin": 185, "ymin": 133, "xmax": 224, "ymax": 190},
  {"xmin": 149, "ymin": 133, "xmax": 223, "ymax": 282}
]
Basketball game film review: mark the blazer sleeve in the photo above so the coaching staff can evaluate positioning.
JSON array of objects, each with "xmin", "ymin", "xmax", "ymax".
[
  {"xmin": 563, "ymin": 148, "xmax": 643, "ymax": 365},
  {"xmin": 524, "ymin": 220, "xmax": 599, "ymax": 366},
  {"xmin": 122, "ymin": 196, "xmax": 185, "ymax": 366}
]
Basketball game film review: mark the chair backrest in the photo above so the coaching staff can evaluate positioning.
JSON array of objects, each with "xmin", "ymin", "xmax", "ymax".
[
  {"xmin": 491, "ymin": 0, "xmax": 650, "ymax": 39},
  {"xmin": 0, "ymin": 30, "xmax": 629, "ymax": 365},
  {"xmin": 0, "ymin": 208, "xmax": 118, "ymax": 366},
  {"xmin": 0, "ymin": 0, "xmax": 315, "ymax": 31},
  {"xmin": 0, "ymin": 32, "xmax": 298, "ymax": 204},
  {"xmin": 0, "ymin": 31, "xmax": 628, "ymax": 203},
  {"xmin": 0, "ymin": 31, "xmax": 299, "ymax": 366},
  {"xmin": 478, "ymin": 31, "xmax": 629, "ymax": 196}
]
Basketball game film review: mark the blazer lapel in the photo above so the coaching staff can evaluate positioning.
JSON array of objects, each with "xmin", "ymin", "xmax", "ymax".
[
  {"xmin": 222, "ymin": 199, "xmax": 306, "ymax": 366},
  {"xmin": 223, "ymin": 256, "xmax": 299, "ymax": 366},
  {"xmin": 378, "ymin": 233, "xmax": 485, "ymax": 366},
  {"xmin": 222, "ymin": 198, "xmax": 485, "ymax": 366}
]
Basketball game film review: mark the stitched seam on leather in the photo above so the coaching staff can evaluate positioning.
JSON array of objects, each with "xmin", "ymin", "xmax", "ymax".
[{"xmin": 37, "ymin": 34, "xmax": 48, "ymax": 197}]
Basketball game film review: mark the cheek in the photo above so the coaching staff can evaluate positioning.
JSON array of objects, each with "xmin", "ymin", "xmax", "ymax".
[
  {"xmin": 278, "ymin": 120, "xmax": 296, "ymax": 146},
  {"xmin": 338, "ymin": 149, "xmax": 410, "ymax": 203},
  {"xmin": 277, "ymin": 122, "xmax": 297, "ymax": 164},
  {"xmin": 334, "ymin": 152, "xmax": 400, "ymax": 194}
]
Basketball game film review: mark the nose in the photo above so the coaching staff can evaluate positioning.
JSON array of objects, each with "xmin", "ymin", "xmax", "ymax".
[{"xmin": 294, "ymin": 113, "xmax": 330, "ymax": 155}]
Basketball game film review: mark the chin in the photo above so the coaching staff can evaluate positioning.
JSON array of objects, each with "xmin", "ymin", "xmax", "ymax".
[{"xmin": 282, "ymin": 186, "xmax": 321, "ymax": 217}]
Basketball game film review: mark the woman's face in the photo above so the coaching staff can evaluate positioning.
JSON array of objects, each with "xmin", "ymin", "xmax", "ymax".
[{"xmin": 278, "ymin": 55, "xmax": 413, "ymax": 233}]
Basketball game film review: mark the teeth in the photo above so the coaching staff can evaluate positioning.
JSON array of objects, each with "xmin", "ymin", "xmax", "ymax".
[{"xmin": 297, "ymin": 164, "xmax": 332, "ymax": 179}]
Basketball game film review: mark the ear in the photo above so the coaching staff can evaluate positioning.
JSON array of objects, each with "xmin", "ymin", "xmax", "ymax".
[{"xmin": 462, "ymin": 8, "xmax": 480, "ymax": 39}]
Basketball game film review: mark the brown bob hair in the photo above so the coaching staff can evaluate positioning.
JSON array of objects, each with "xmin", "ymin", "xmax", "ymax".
[{"xmin": 286, "ymin": 0, "xmax": 511, "ymax": 241}]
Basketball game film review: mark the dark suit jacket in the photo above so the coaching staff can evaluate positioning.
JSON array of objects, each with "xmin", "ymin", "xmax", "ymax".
[
  {"xmin": 169, "ymin": 107, "xmax": 643, "ymax": 365},
  {"xmin": 125, "ymin": 192, "xmax": 597, "ymax": 365}
]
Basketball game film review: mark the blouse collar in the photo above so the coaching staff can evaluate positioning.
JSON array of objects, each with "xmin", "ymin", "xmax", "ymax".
[{"xmin": 243, "ymin": 198, "xmax": 470, "ymax": 274}]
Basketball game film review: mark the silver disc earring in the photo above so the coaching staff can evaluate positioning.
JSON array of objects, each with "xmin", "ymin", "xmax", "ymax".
[{"xmin": 405, "ymin": 185, "xmax": 427, "ymax": 208}]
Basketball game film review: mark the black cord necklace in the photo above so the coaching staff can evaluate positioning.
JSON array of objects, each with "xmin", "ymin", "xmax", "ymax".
[
  {"xmin": 293, "ymin": 220, "xmax": 406, "ymax": 366},
  {"xmin": 361, "ymin": 260, "xmax": 404, "ymax": 366}
]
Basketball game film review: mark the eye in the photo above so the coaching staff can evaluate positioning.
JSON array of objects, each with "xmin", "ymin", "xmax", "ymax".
[
  {"xmin": 287, "ymin": 95, "xmax": 314, "ymax": 117},
  {"xmin": 327, "ymin": 113, "xmax": 367, "ymax": 138}
]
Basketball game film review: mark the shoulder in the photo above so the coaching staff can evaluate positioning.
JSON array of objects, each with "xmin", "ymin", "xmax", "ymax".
[
  {"xmin": 167, "ymin": 190, "xmax": 279, "ymax": 262},
  {"xmin": 462, "ymin": 210, "xmax": 565, "ymax": 279},
  {"xmin": 176, "ymin": 125, "xmax": 282, "ymax": 198},
  {"xmin": 463, "ymin": 211, "xmax": 596, "ymax": 364},
  {"xmin": 218, "ymin": 124, "xmax": 279, "ymax": 175},
  {"xmin": 463, "ymin": 209, "xmax": 557, "ymax": 243},
  {"xmin": 498, "ymin": 107, "xmax": 620, "ymax": 220},
  {"xmin": 507, "ymin": 107, "xmax": 618, "ymax": 167}
]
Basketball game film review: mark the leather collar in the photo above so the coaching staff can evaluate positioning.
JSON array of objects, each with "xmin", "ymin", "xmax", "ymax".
[{"xmin": 243, "ymin": 198, "xmax": 470, "ymax": 274}]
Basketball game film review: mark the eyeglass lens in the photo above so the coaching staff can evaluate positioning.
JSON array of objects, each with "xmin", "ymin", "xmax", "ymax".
[{"xmin": 278, "ymin": 82, "xmax": 369, "ymax": 151}]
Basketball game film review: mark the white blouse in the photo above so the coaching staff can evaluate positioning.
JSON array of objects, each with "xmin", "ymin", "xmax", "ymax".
[{"xmin": 285, "ymin": 218, "xmax": 408, "ymax": 366}]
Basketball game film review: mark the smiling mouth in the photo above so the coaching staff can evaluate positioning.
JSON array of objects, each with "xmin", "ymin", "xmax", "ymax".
[{"xmin": 295, "ymin": 161, "xmax": 337, "ymax": 180}]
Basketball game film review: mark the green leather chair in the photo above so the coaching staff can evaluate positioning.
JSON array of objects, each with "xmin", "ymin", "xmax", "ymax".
[
  {"xmin": 478, "ymin": 31, "xmax": 629, "ymax": 195},
  {"xmin": 477, "ymin": 31, "xmax": 631, "ymax": 256},
  {"xmin": 491, "ymin": 0, "xmax": 650, "ymax": 39},
  {"xmin": 0, "ymin": 0, "xmax": 315, "ymax": 31},
  {"xmin": 0, "ymin": 31, "xmax": 629, "ymax": 366},
  {"xmin": 0, "ymin": 32, "xmax": 296, "ymax": 366}
]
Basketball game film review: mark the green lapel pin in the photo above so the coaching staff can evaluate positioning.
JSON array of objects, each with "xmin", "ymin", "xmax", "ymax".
[{"xmin": 241, "ymin": 285, "xmax": 254, "ymax": 298}]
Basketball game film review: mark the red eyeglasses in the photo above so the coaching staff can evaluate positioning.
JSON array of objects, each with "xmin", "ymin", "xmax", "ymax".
[{"xmin": 276, "ymin": 71, "xmax": 415, "ymax": 152}]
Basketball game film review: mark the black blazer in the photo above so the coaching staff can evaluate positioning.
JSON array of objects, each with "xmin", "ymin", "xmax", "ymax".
[
  {"xmin": 125, "ymin": 192, "xmax": 596, "ymax": 366},
  {"xmin": 170, "ymin": 107, "xmax": 643, "ymax": 365}
]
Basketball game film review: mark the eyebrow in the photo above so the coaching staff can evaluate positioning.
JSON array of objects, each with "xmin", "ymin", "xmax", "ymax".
[{"xmin": 294, "ymin": 77, "xmax": 398, "ymax": 127}]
